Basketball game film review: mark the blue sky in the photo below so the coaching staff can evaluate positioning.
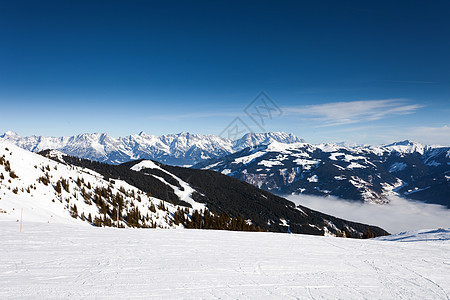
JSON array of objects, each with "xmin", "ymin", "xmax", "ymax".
[{"xmin": 0, "ymin": 0, "xmax": 449, "ymax": 145}]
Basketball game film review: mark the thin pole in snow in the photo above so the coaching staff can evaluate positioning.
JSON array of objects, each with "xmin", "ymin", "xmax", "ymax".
[
  {"xmin": 20, "ymin": 208, "xmax": 23, "ymax": 233},
  {"xmin": 117, "ymin": 204, "xmax": 119, "ymax": 228}
]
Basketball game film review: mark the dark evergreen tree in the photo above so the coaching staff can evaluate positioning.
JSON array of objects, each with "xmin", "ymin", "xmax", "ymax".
[{"xmin": 55, "ymin": 181, "xmax": 62, "ymax": 194}]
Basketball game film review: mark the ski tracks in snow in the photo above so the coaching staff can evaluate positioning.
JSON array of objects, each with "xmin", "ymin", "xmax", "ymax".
[{"xmin": 0, "ymin": 221, "xmax": 449, "ymax": 299}]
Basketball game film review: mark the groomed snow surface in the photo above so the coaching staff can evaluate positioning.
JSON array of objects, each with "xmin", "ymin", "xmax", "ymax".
[{"xmin": 1, "ymin": 220, "xmax": 449, "ymax": 299}]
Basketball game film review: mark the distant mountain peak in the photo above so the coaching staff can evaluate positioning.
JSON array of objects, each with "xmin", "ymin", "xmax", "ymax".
[
  {"xmin": 385, "ymin": 140, "xmax": 416, "ymax": 147},
  {"xmin": 382, "ymin": 140, "xmax": 427, "ymax": 155},
  {"xmin": 1, "ymin": 131, "xmax": 20, "ymax": 138},
  {"xmin": 0, "ymin": 131, "xmax": 304, "ymax": 166}
]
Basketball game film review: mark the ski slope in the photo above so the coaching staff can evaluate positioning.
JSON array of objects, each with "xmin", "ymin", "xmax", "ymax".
[{"xmin": 1, "ymin": 220, "xmax": 449, "ymax": 299}]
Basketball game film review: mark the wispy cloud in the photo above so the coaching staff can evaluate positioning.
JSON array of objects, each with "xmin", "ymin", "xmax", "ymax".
[{"xmin": 284, "ymin": 99, "xmax": 423, "ymax": 127}]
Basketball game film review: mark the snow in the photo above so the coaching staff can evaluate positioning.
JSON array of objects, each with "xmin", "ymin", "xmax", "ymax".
[
  {"xmin": 265, "ymin": 141, "xmax": 303, "ymax": 153},
  {"xmin": 130, "ymin": 159, "xmax": 161, "ymax": 171},
  {"xmin": 389, "ymin": 162, "xmax": 408, "ymax": 173},
  {"xmin": 307, "ymin": 175, "xmax": 318, "ymax": 183},
  {"xmin": 258, "ymin": 160, "xmax": 284, "ymax": 167},
  {"xmin": 221, "ymin": 169, "xmax": 232, "ymax": 175},
  {"xmin": 129, "ymin": 160, "xmax": 206, "ymax": 211},
  {"xmin": 329, "ymin": 152, "xmax": 345, "ymax": 160},
  {"xmin": 293, "ymin": 158, "xmax": 319, "ymax": 169},
  {"xmin": 405, "ymin": 186, "xmax": 431, "ymax": 195},
  {"xmin": 233, "ymin": 151, "xmax": 266, "ymax": 165},
  {"xmin": 1, "ymin": 131, "xmax": 303, "ymax": 166},
  {"xmin": 0, "ymin": 141, "xmax": 191, "ymax": 228},
  {"xmin": 316, "ymin": 143, "xmax": 343, "ymax": 152},
  {"xmin": 333, "ymin": 164, "xmax": 346, "ymax": 170},
  {"xmin": 204, "ymin": 162, "xmax": 220, "ymax": 169},
  {"xmin": 347, "ymin": 162, "xmax": 366, "ymax": 169},
  {"xmin": 383, "ymin": 140, "xmax": 427, "ymax": 155},
  {"xmin": 377, "ymin": 228, "xmax": 450, "ymax": 242},
  {"xmin": 279, "ymin": 218, "xmax": 288, "ymax": 226},
  {"xmin": 0, "ymin": 221, "xmax": 448, "ymax": 299}
]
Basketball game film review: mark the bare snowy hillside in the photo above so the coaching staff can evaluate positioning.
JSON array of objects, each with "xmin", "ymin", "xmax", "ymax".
[
  {"xmin": 0, "ymin": 221, "xmax": 448, "ymax": 299},
  {"xmin": 0, "ymin": 141, "xmax": 202, "ymax": 228}
]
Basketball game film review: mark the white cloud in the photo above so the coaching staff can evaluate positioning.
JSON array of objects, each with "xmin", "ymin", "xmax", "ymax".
[
  {"xmin": 287, "ymin": 194, "xmax": 450, "ymax": 234},
  {"xmin": 285, "ymin": 99, "xmax": 422, "ymax": 127}
]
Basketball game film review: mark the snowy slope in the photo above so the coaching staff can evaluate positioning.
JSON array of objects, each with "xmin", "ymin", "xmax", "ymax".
[
  {"xmin": 0, "ymin": 131, "xmax": 303, "ymax": 166},
  {"xmin": 377, "ymin": 227, "xmax": 450, "ymax": 242},
  {"xmin": 0, "ymin": 221, "xmax": 448, "ymax": 299},
  {"xmin": 0, "ymin": 141, "xmax": 198, "ymax": 228},
  {"xmin": 130, "ymin": 160, "xmax": 205, "ymax": 210}
]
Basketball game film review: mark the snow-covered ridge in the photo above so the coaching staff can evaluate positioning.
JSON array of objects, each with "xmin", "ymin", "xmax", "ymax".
[
  {"xmin": 0, "ymin": 131, "xmax": 303, "ymax": 166},
  {"xmin": 130, "ymin": 160, "xmax": 205, "ymax": 210}
]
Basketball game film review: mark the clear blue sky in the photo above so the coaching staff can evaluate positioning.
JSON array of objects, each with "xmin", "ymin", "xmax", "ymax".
[{"xmin": 1, "ymin": 0, "xmax": 449, "ymax": 145}]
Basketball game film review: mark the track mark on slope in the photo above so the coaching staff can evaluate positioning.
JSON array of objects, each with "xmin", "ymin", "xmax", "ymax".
[
  {"xmin": 254, "ymin": 260, "xmax": 264, "ymax": 275},
  {"xmin": 393, "ymin": 260, "xmax": 450, "ymax": 300},
  {"xmin": 306, "ymin": 287, "xmax": 316, "ymax": 299}
]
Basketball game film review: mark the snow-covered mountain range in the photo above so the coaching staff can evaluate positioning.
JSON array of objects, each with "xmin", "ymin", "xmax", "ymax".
[
  {"xmin": 0, "ymin": 131, "xmax": 303, "ymax": 166},
  {"xmin": 2, "ymin": 131, "xmax": 448, "ymax": 207},
  {"xmin": 194, "ymin": 140, "xmax": 450, "ymax": 207}
]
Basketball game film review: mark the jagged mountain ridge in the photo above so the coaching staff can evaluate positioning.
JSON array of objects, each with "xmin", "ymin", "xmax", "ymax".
[
  {"xmin": 34, "ymin": 147, "xmax": 388, "ymax": 237},
  {"xmin": 0, "ymin": 131, "xmax": 303, "ymax": 166},
  {"xmin": 194, "ymin": 140, "xmax": 450, "ymax": 207}
]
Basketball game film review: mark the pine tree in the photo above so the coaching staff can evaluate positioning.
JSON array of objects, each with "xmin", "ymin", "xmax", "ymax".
[
  {"xmin": 61, "ymin": 178, "xmax": 70, "ymax": 193},
  {"xmin": 149, "ymin": 203, "xmax": 156, "ymax": 213},
  {"xmin": 70, "ymin": 204, "xmax": 78, "ymax": 218},
  {"xmin": 93, "ymin": 216, "xmax": 102, "ymax": 227},
  {"xmin": 55, "ymin": 181, "xmax": 62, "ymax": 194},
  {"xmin": 9, "ymin": 170, "xmax": 18, "ymax": 179}
]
